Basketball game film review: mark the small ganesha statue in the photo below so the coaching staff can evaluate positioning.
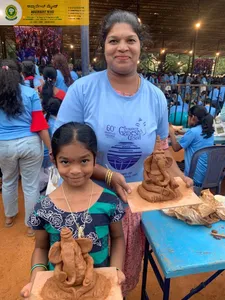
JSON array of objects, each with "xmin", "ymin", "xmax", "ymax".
[
  {"xmin": 41, "ymin": 227, "xmax": 111, "ymax": 300},
  {"xmin": 138, "ymin": 136, "xmax": 179, "ymax": 202}
]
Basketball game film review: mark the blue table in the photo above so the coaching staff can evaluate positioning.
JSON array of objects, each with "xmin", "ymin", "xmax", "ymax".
[{"xmin": 141, "ymin": 211, "xmax": 225, "ymax": 300}]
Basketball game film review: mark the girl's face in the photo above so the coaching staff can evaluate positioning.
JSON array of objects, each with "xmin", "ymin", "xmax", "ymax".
[
  {"xmin": 55, "ymin": 141, "xmax": 95, "ymax": 188},
  {"xmin": 104, "ymin": 23, "xmax": 141, "ymax": 75},
  {"xmin": 188, "ymin": 114, "xmax": 198, "ymax": 127}
]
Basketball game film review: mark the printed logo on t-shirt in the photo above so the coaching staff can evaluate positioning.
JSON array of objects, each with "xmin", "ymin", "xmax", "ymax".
[{"xmin": 107, "ymin": 142, "xmax": 142, "ymax": 170}]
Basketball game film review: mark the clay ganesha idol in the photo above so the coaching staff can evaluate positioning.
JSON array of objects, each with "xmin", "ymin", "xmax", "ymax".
[
  {"xmin": 41, "ymin": 227, "xmax": 111, "ymax": 300},
  {"xmin": 138, "ymin": 137, "xmax": 179, "ymax": 202}
]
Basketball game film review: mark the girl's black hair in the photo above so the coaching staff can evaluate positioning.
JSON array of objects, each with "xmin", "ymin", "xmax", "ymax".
[
  {"xmin": 52, "ymin": 54, "xmax": 73, "ymax": 87},
  {"xmin": 188, "ymin": 105, "xmax": 214, "ymax": 138},
  {"xmin": 41, "ymin": 66, "xmax": 57, "ymax": 105},
  {"xmin": 22, "ymin": 60, "xmax": 35, "ymax": 88},
  {"xmin": 52, "ymin": 122, "xmax": 97, "ymax": 161},
  {"xmin": 100, "ymin": 10, "xmax": 144, "ymax": 47},
  {"xmin": 42, "ymin": 97, "xmax": 62, "ymax": 122},
  {"xmin": 0, "ymin": 59, "xmax": 24, "ymax": 118}
]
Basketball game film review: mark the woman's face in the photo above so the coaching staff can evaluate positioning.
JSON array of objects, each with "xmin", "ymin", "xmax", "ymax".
[{"xmin": 104, "ymin": 23, "xmax": 141, "ymax": 75}]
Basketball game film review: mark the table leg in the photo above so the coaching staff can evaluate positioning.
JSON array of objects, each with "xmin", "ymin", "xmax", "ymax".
[
  {"xmin": 163, "ymin": 278, "xmax": 170, "ymax": 300},
  {"xmin": 141, "ymin": 238, "xmax": 149, "ymax": 300}
]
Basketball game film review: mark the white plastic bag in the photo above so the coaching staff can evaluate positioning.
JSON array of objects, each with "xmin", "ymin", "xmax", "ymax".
[{"xmin": 46, "ymin": 166, "xmax": 60, "ymax": 195}]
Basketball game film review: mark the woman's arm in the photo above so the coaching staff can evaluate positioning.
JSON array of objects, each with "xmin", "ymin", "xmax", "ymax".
[
  {"xmin": 20, "ymin": 230, "xmax": 50, "ymax": 298},
  {"xmin": 109, "ymin": 221, "xmax": 125, "ymax": 284},
  {"xmin": 92, "ymin": 164, "xmax": 131, "ymax": 202}
]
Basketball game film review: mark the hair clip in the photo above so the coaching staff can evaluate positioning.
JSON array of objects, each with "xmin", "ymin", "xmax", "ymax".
[{"xmin": 2, "ymin": 66, "xmax": 9, "ymax": 70}]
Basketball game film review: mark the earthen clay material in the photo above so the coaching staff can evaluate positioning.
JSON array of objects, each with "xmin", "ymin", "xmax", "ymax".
[
  {"xmin": 41, "ymin": 227, "xmax": 111, "ymax": 300},
  {"xmin": 138, "ymin": 136, "xmax": 179, "ymax": 202}
]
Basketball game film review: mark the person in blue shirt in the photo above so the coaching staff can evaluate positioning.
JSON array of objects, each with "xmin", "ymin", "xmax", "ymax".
[
  {"xmin": 68, "ymin": 63, "xmax": 79, "ymax": 81},
  {"xmin": 54, "ymin": 10, "xmax": 193, "ymax": 297},
  {"xmin": 0, "ymin": 59, "xmax": 51, "ymax": 236},
  {"xmin": 52, "ymin": 54, "xmax": 73, "ymax": 92},
  {"xmin": 21, "ymin": 60, "xmax": 42, "ymax": 89},
  {"xmin": 169, "ymin": 105, "xmax": 214, "ymax": 186}
]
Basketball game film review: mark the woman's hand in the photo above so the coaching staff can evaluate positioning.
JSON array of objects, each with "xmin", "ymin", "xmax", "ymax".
[
  {"xmin": 20, "ymin": 282, "xmax": 33, "ymax": 298},
  {"xmin": 183, "ymin": 176, "xmax": 193, "ymax": 188},
  {"xmin": 111, "ymin": 172, "xmax": 131, "ymax": 202},
  {"xmin": 116, "ymin": 269, "xmax": 126, "ymax": 285}
]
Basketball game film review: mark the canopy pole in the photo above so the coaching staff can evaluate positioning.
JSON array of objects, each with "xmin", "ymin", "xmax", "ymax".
[{"xmin": 81, "ymin": 26, "xmax": 90, "ymax": 76}]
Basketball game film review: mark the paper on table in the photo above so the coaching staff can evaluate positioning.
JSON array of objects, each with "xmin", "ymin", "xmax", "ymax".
[
  {"xmin": 29, "ymin": 268, "xmax": 122, "ymax": 300},
  {"xmin": 127, "ymin": 177, "xmax": 202, "ymax": 213}
]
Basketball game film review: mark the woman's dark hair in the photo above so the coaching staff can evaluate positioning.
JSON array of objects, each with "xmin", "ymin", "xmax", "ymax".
[
  {"xmin": 0, "ymin": 59, "xmax": 23, "ymax": 117},
  {"xmin": 42, "ymin": 97, "xmax": 62, "ymax": 122},
  {"xmin": 52, "ymin": 122, "xmax": 97, "ymax": 162},
  {"xmin": 100, "ymin": 10, "xmax": 144, "ymax": 47},
  {"xmin": 22, "ymin": 60, "xmax": 35, "ymax": 88},
  {"xmin": 188, "ymin": 105, "xmax": 214, "ymax": 138},
  {"xmin": 41, "ymin": 67, "xmax": 57, "ymax": 105},
  {"xmin": 52, "ymin": 54, "xmax": 73, "ymax": 87}
]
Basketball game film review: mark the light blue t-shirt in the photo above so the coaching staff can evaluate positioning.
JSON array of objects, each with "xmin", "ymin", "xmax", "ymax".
[
  {"xmin": 55, "ymin": 70, "xmax": 168, "ymax": 183},
  {"xmin": 24, "ymin": 76, "xmax": 42, "ymax": 88},
  {"xmin": 179, "ymin": 125, "xmax": 214, "ymax": 184},
  {"xmin": 0, "ymin": 85, "xmax": 42, "ymax": 140},
  {"xmin": 70, "ymin": 71, "xmax": 78, "ymax": 81},
  {"xmin": 55, "ymin": 70, "xmax": 69, "ymax": 92}
]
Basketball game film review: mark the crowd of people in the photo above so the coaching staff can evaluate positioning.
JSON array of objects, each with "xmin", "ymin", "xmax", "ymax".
[{"xmin": 0, "ymin": 9, "xmax": 217, "ymax": 299}]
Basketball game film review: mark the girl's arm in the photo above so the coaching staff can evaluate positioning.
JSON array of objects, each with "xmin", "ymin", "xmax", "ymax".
[
  {"xmin": 109, "ymin": 221, "xmax": 125, "ymax": 271},
  {"xmin": 38, "ymin": 129, "xmax": 51, "ymax": 151},
  {"xmin": 169, "ymin": 125, "xmax": 182, "ymax": 152},
  {"xmin": 20, "ymin": 230, "xmax": 50, "ymax": 298}
]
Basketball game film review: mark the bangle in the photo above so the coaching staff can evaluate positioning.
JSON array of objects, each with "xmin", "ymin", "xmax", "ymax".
[
  {"xmin": 105, "ymin": 169, "xmax": 113, "ymax": 187},
  {"xmin": 30, "ymin": 264, "xmax": 48, "ymax": 274}
]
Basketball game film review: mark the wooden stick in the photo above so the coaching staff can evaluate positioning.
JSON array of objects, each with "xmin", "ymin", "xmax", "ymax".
[{"xmin": 211, "ymin": 232, "xmax": 225, "ymax": 239}]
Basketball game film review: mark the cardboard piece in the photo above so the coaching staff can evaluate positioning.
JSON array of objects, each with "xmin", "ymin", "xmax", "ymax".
[
  {"xmin": 127, "ymin": 177, "xmax": 202, "ymax": 213},
  {"xmin": 29, "ymin": 267, "xmax": 122, "ymax": 300}
]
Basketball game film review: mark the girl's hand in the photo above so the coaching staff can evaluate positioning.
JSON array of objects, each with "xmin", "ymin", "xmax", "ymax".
[
  {"xmin": 183, "ymin": 176, "xmax": 193, "ymax": 188},
  {"xmin": 111, "ymin": 172, "xmax": 131, "ymax": 202},
  {"xmin": 20, "ymin": 282, "xmax": 33, "ymax": 298},
  {"xmin": 116, "ymin": 269, "xmax": 126, "ymax": 285}
]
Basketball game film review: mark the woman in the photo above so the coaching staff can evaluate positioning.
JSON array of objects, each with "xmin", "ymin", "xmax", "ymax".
[
  {"xmin": 55, "ymin": 10, "xmax": 192, "ymax": 296},
  {"xmin": 0, "ymin": 60, "xmax": 51, "ymax": 236},
  {"xmin": 52, "ymin": 53, "xmax": 73, "ymax": 92},
  {"xmin": 41, "ymin": 66, "xmax": 66, "ymax": 103},
  {"xmin": 169, "ymin": 105, "xmax": 214, "ymax": 186}
]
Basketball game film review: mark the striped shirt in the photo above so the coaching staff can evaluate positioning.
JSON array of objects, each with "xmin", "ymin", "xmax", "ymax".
[{"xmin": 28, "ymin": 188, "xmax": 125, "ymax": 269}]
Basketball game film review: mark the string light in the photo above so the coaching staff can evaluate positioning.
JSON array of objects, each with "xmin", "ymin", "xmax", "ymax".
[
  {"xmin": 70, "ymin": 45, "xmax": 74, "ymax": 49},
  {"xmin": 195, "ymin": 22, "xmax": 201, "ymax": 29},
  {"xmin": 216, "ymin": 52, "xmax": 220, "ymax": 56},
  {"xmin": 93, "ymin": 57, "xmax": 97, "ymax": 62},
  {"xmin": 189, "ymin": 50, "xmax": 193, "ymax": 54},
  {"xmin": 160, "ymin": 49, "xmax": 166, "ymax": 54}
]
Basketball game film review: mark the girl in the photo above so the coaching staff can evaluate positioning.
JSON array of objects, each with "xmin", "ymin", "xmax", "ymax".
[
  {"xmin": 52, "ymin": 53, "xmax": 73, "ymax": 92},
  {"xmin": 21, "ymin": 60, "xmax": 42, "ymax": 90},
  {"xmin": 21, "ymin": 122, "xmax": 125, "ymax": 298},
  {"xmin": 169, "ymin": 105, "xmax": 214, "ymax": 186},
  {"xmin": 0, "ymin": 59, "xmax": 50, "ymax": 235},
  {"xmin": 41, "ymin": 66, "xmax": 66, "ymax": 103},
  {"xmin": 39, "ymin": 97, "xmax": 62, "ymax": 193}
]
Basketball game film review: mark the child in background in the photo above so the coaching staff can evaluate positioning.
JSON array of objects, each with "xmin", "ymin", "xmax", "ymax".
[
  {"xmin": 21, "ymin": 122, "xmax": 125, "ymax": 298},
  {"xmin": 21, "ymin": 60, "xmax": 42, "ymax": 90},
  {"xmin": 39, "ymin": 97, "xmax": 62, "ymax": 193},
  {"xmin": 169, "ymin": 105, "xmax": 214, "ymax": 186}
]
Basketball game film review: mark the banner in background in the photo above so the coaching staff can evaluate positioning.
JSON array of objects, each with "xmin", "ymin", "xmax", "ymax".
[{"xmin": 0, "ymin": 0, "xmax": 89, "ymax": 26}]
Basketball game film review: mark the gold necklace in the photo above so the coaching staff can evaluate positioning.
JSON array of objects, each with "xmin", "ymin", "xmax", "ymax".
[{"xmin": 61, "ymin": 181, "xmax": 93, "ymax": 238}]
